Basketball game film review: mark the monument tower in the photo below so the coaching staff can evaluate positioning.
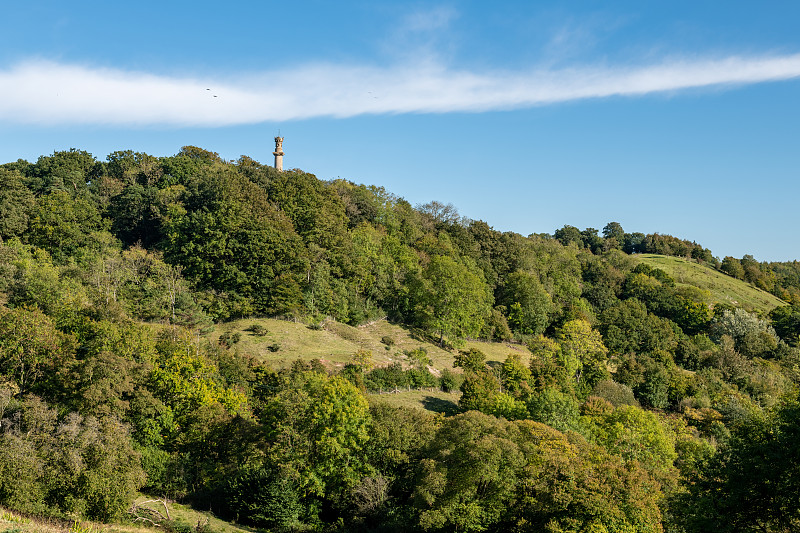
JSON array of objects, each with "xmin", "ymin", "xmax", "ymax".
[{"xmin": 273, "ymin": 136, "xmax": 284, "ymax": 171}]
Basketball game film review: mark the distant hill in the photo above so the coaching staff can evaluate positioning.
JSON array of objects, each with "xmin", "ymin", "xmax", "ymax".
[{"xmin": 635, "ymin": 254, "xmax": 786, "ymax": 314}]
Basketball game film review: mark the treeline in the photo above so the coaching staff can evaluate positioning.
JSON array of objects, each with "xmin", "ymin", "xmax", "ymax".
[{"xmin": 1, "ymin": 147, "xmax": 800, "ymax": 531}]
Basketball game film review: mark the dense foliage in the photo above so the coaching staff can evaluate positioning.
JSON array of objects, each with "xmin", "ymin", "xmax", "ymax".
[{"xmin": 1, "ymin": 147, "xmax": 799, "ymax": 531}]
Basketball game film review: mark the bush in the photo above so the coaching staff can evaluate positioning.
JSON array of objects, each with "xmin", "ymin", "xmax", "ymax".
[
  {"xmin": 408, "ymin": 367, "xmax": 438, "ymax": 388},
  {"xmin": 380, "ymin": 335, "xmax": 395, "ymax": 347},
  {"xmin": 591, "ymin": 380, "xmax": 640, "ymax": 407},
  {"xmin": 0, "ymin": 395, "xmax": 146, "ymax": 522},
  {"xmin": 405, "ymin": 347, "xmax": 431, "ymax": 367},
  {"xmin": 364, "ymin": 363, "xmax": 408, "ymax": 391},
  {"xmin": 439, "ymin": 369, "xmax": 464, "ymax": 392},
  {"xmin": 247, "ymin": 323, "xmax": 268, "ymax": 336},
  {"xmin": 218, "ymin": 331, "xmax": 241, "ymax": 348}
]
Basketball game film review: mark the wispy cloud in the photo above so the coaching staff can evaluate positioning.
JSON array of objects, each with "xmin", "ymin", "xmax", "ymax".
[{"xmin": 1, "ymin": 53, "xmax": 800, "ymax": 127}]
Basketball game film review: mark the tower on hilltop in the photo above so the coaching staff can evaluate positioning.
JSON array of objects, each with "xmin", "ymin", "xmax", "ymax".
[{"xmin": 273, "ymin": 136, "xmax": 284, "ymax": 171}]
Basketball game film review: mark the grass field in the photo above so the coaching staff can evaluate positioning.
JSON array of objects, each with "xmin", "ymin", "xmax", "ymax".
[
  {"xmin": 368, "ymin": 388, "xmax": 462, "ymax": 415},
  {"xmin": 209, "ymin": 317, "xmax": 531, "ymax": 374},
  {"xmin": 0, "ymin": 499, "xmax": 254, "ymax": 533},
  {"xmin": 635, "ymin": 254, "xmax": 786, "ymax": 314}
]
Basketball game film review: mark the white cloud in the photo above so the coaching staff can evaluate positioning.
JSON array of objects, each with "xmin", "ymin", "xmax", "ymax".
[{"xmin": 1, "ymin": 54, "xmax": 800, "ymax": 127}]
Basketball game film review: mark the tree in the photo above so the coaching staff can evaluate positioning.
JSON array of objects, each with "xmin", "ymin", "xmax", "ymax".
[
  {"xmin": 454, "ymin": 348, "xmax": 488, "ymax": 373},
  {"xmin": 0, "ymin": 306, "xmax": 71, "ymax": 395},
  {"xmin": 526, "ymin": 388, "xmax": 583, "ymax": 433},
  {"xmin": 415, "ymin": 411, "xmax": 526, "ymax": 532},
  {"xmin": 26, "ymin": 148, "xmax": 98, "ymax": 196},
  {"xmin": 711, "ymin": 308, "xmax": 779, "ymax": 358},
  {"xmin": 556, "ymin": 319, "xmax": 610, "ymax": 394},
  {"xmin": 770, "ymin": 303, "xmax": 800, "ymax": 346},
  {"xmin": 410, "ymin": 255, "xmax": 492, "ymax": 345},
  {"xmin": 721, "ymin": 256, "xmax": 745, "ymax": 280},
  {"xmin": 162, "ymin": 168, "xmax": 308, "ymax": 316},
  {"xmin": 109, "ymin": 183, "xmax": 163, "ymax": 247},
  {"xmin": 679, "ymin": 395, "xmax": 800, "ymax": 532},
  {"xmin": 414, "ymin": 412, "xmax": 664, "ymax": 533},
  {"xmin": 262, "ymin": 372, "xmax": 373, "ymax": 505},
  {"xmin": 623, "ymin": 232, "xmax": 646, "ymax": 254},
  {"xmin": 554, "ymin": 225, "xmax": 583, "ymax": 248},
  {"xmin": 602, "ymin": 221, "xmax": 625, "ymax": 242},
  {"xmin": 585, "ymin": 404, "xmax": 677, "ymax": 487},
  {"xmin": 499, "ymin": 271, "xmax": 553, "ymax": 335},
  {"xmin": 0, "ymin": 168, "xmax": 35, "ymax": 240},
  {"xmin": 27, "ymin": 190, "xmax": 110, "ymax": 264}
]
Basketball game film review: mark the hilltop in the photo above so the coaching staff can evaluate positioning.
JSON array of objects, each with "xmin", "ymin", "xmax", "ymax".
[{"xmin": 636, "ymin": 254, "xmax": 786, "ymax": 314}]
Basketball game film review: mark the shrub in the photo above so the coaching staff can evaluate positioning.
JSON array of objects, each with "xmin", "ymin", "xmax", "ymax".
[
  {"xmin": 247, "ymin": 323, "xmax": 268, "ymax": 336},
  {"xmin": 380, "ymin": 335, "xmax": 395, "ymax": 347},
  {"xmin": 408, "ymin": 367, "xmax": 437, "ymax": 388},
  {"xmin": 364, "ymin": 363, "xmax": 409, "ymax": 391},
  {"xmin": 439, "ymin": 369, "xmax": 464, "ymax": 392},
  {"xmin": 218, "ymin": 331, "xmax": 241, "ymax": 348},
  {"xmin": 405, "ymin": 347, "xmax": 431, "ymax": 367},
  {"xmin": 591, "ymin": 380, "xmax": 640, "ymax": 407}
]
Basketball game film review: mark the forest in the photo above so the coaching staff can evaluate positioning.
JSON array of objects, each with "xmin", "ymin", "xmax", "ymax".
[{"xmin": 1, "ymin": 146, "xmax": 800, "ymax": 533}]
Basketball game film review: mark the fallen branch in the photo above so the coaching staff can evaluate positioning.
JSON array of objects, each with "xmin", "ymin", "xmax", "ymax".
[{"xmin": 129, "ymin": 499, "xmax": 171, "ymax": 527}]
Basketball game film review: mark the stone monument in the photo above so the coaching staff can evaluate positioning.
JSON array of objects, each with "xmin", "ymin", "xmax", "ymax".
[{"xmin": 273, "ymin": 136, "xmax": 284, "ymax": 171}]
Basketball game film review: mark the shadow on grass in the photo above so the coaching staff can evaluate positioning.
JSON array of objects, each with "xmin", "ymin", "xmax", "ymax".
[{"xmin": 421, "ymin": 395, "xmax": 462, "ymax": 416}]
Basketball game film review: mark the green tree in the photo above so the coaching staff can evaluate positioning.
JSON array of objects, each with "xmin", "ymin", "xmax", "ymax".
[
  {"xmin": 163, "ymin": 167, "xmax": 308, "ymax": 316},
  {"xmin": 679, "ymin": 395, "xmax": 800, "ymax": 532},
  {"xmin": 415, "ymin": 411, "xmax": 526, "ymax": 532},
  {"xmin": 415, "ymin": 412, "xmax": 664, "ymax": 533},
  {"xmin": 711, "ymin": 308, "xmax": 780, "ymax": 358},
  {"xmin": 602, "ymin": 221, "xmax": 625, "ymax": 243},
  {"xmin": 27, "ymin": 190, "xmax": 111, "ymax": 264},
  {"xmin": 453, "ymin": 348, "xmax": 488, "ymax": 373},
  {"xmin": 720, "ymin": 256, "xmax": 745, "ymax": 280},
  {"xmin": 25, "ymin": 148, "xmax": 98, "ymax": 196},
  {"xmin": 0, "ymin": 306, "xmax": 72, "ymax": 395},
  {"xmin": 585, "ymin": 404, "xmax": 678, "ymax": 487},
  {"xmin": 0, "ymin": 168, "xmax": 36, "ymax": 240},
  {"xmin": 770, "ymin": 303, "xmax": 800, "ymax": 346},
  {"xmin": 411, "ymin": 255, "xmax": 493, "ymax": 345},
  {"xmin": 262, "ymin": 371, "xmax": 373, "ymax": 505},
  {"xmin": 554, "ymin": 225, "xmax": 583, "ymax": 248},
  {"xmin": 556, "ymin": 319, "xmax": 610, "ymax": 394},
  {"xmin": 526, "ymin": 387, "xmax": 583, "ymax": 433},
  {"xmin": 499, "ymin": 271, "xmax": 554, "ymax": 335}
]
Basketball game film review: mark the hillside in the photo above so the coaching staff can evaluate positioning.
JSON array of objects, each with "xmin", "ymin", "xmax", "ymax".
[
  {"xmin": 636, "ymin": 254, "xmax": 786, "ymax": 314},
  {"xmin": 211, "ymin": 317, "xmax": 528, "ymax": 411},
  {"xmin": 2, "ymin": 147, "xmax": 800, "ymax": 533},
  {"xmin": 212, "ymin": 317, "xmax": 530, "ymax": 370}
]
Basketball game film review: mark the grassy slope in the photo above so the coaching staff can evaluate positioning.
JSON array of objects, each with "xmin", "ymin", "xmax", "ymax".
[
  {"xmin": 635, "ymin": 254, "xmax": 786, "ymax": 314},
  {"xmin": 0, "ymin": 499, "xmax": 255, "ymax": 533},
  {"xmin": 211, "ymin": 318, "xmax": 530, "ymax": 372},
  {"xmin": 208, "ymin": 318, "xmax": 530, "ymax": 413}
]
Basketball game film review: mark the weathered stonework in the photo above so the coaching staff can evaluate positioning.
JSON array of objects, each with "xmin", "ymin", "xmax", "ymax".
[{"xmin": 273, "ymin": 136, "xmax": 284, "ymax": 171}]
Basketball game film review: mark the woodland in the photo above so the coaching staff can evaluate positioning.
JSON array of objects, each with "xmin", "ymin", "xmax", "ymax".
[{"xmin": 1, "ymin": 146, "xmax": 800, "ymax": 532}]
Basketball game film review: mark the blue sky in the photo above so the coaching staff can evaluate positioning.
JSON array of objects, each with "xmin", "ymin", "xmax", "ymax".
[{"xmin": 1, "ymin": 1, "xmax": 799, "ymax": 261}]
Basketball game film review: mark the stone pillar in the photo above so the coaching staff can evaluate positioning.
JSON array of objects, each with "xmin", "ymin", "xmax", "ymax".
[{"xmin": 273, "ymin": 136, "xmax": 284, "ymax": 171}]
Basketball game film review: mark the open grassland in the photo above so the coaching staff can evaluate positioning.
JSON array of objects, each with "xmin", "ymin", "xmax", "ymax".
[
  {"xmin": 368, "ymin": 389, "xmax": 462, "ymax": 415},
  {"xmin": 0, "ymin": 499, "xmax": 254, "ymax": 533},
  {"xmin": 209, "ymin": 318, "xmax": 530, "ymax": 373},
  {"xmin": 131, "ymin": 497, "xmax": 254, "ymax": 533},
  {"xmin": 636, "ymin": 254, "xmax": 786, "ymax": 314}
]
